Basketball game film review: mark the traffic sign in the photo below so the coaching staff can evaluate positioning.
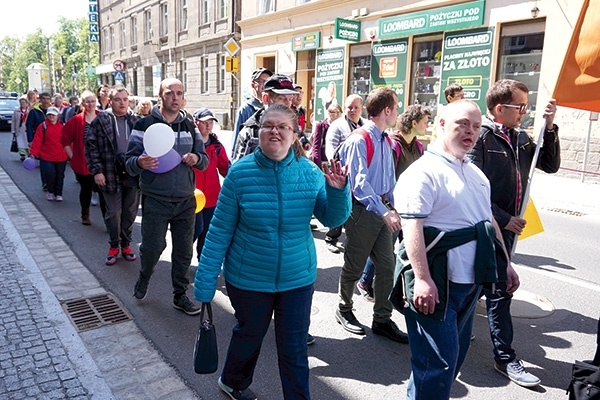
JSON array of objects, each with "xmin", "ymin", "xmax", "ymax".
[
  {"xmin": 113, "ymin": 60, "xmax": 125, "ymax": 72},
  {"xmin": 224, "ymin": 38, "xmax": 240, "ymax": 57},
  {"xmin": 226, "ymin": 57, "xmax": 239, "ymax": 73},
  {"xmin": 114, "ymin": 71, "xmax": 125, "ymax": 81}
]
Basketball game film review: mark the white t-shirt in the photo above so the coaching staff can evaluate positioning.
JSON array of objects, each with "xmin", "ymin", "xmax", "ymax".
[{"xmin": 394, "ymin": 147, "xmax": 492, "ymax": 283}]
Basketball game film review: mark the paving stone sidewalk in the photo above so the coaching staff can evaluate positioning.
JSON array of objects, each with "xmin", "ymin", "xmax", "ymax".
[{"xmin": 0, "ymin": 167, "xmax": 198, "ymax": 399}]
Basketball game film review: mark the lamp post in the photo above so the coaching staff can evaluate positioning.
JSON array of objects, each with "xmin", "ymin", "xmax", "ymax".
[{"xmin": 46, "ymin": 37, "xmax": 54, "ymax": 95}]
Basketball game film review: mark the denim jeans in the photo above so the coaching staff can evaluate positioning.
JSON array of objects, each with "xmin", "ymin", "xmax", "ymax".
[
  {"xmin": 102, "ymin": 185, "xmax": 140, "ymax": 248},
  {"xmin": 484, "ymin": 281, "xmax": 516, "ymax": 364},
  {"xmin": 138, "ymin": 195, "xmax": 195, "ymax": 297},
  {"xmin": 405, "ymin": 282, "xmax": 481, "ymax": 400},
  {"xmin": 194, "ymin": 206, "xmax": 215, "ymax": 261},
  {"xmin": 222, "ymin": 282, "xmax": 313, "ymax": 400},
  {"xmin": 39, "ymin": 160, "xmax": 67, "ymax": 195}
]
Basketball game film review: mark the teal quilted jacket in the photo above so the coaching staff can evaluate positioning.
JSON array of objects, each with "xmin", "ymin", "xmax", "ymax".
[{"xmin": 194, "ymin": 147, "xmax": 351, "ymax": 302}]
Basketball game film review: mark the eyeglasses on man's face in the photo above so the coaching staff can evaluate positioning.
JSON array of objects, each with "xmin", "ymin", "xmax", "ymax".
[
  {"xmin": 502, "ymin": 103, "xmax": 530, "ymax": 114},
  {"xmin": 259, "ymin": 124, "xmax": 294, "ymax": 133}
]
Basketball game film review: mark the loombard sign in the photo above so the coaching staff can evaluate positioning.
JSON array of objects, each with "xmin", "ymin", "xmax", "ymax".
[{"xmin": 379, "ymin": 0, "xmax": 485, "ymax": 39}]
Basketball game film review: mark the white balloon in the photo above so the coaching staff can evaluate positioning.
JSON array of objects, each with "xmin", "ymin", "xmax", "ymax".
[{"xmin": 143, "ymin": 123, "xmax": 175, "ymax": 157}]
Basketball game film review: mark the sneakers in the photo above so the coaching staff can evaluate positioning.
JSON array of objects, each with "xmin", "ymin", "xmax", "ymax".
[
  {"xmin": 91, "ymin": 193, "xmax": 99, "ymax": 206},
  {"xmin": 335, "ymin": 309, "xmax": 365, "ymax": 335},
  {"xmin": 105, "ymin": 247, "xmax": 119, "ymax": 265},
  {"xmin": 55, "ymin": 195, "xmax": 63, "ymax": 202},
  {"xmin": 495, "ymin": 359, "xmax": 541, "ymax": 387},
  {"xmin": 173, "ymin": 295, "xmax": 201, "ymax": 316},
  {"xmin": 46, "ymin": 193, "xmax": 55, "ymax": 201},
  {"xmin": 133, "ymin": 278, "xmax": 149, "ymax": 300},
  {"xmin": 218, "ymin": 377, "xmax": 257, "ymax": 400},
  {"xmin": 307, "ymin": 333, "xmax": 316, "ymax": 346},
  {"xmin": 326, "ymin": 242, "xmax": 340, "ymax": 254},
  {"xmin": 121, "ymin": 246, "xmax": 137, "ymax": 261},
  {"xmin": 372, "ymin": 319, "xmax": 409, "ymax": 343},
  {"xmin": 356, "ymin": 282, "xmax": 375, "ymax": 302}
]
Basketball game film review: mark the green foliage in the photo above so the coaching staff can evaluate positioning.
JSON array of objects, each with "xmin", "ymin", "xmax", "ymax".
[{"xmin": 0, "ymin": 19, "xmax": 99, "ymax": 96}]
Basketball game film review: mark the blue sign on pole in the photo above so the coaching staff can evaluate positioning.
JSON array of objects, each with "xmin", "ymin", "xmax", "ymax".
[
  {"xmin": 89, "ymin": 34, "xmax": 99, "ymax": 42},
  {"xmin": 114, "ymin": 71, "xmax": 125, "ymax": 81}
]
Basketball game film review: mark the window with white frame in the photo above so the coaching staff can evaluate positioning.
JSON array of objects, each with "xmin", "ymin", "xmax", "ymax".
[
  {"xmin": 218, "ymin": 0, "xmax": 228, "ymax": 19},
  {"xmin": 109, "ymin": 25, "xmax": 115, "ymax": 52},
  {"xmin": 180, "ymin": 60, "xmax": 187, "ymax": 88},
  {"xmin": 144, "ymin": 10, "xmax": 152, "ymax": 41},
  {"xmin": 218, "ymin": 54, "xmax": 226, "ymax": 92},
  {"xmin": 179, "ymin": 0, "xmax": 188, "ymax": 31},
  {"xmin": 258, "ymin": 0, "xmax": 275, "ymax": 15},
  {"xmin": 160, "ymin": 3, "xmax": 168, "ymax": 37},
  {"xmin": 201, "ymin": 56, "xmax": 209, "ymax": 93},
  {"xmin": 103, "ymin": 28, "xmax": 109, "ymax": 54},
  {"xmin": 201, "ymin": 0, "xmax": 209, "ymax": 24},
  {"xmin": 120, "ymin": 21, "xmax": 126, "ymax": 49},
  {"xmin": 131, "ymin": 15, "xmax": 138, "ymax": 46}
]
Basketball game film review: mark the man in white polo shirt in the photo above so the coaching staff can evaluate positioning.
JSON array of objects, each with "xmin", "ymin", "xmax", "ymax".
[{"xmin": 393, "ymin": 99, "xmax": 518, "ymax": 400}]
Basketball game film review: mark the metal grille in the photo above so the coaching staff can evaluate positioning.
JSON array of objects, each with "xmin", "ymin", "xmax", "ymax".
[{"xmin": 61, "ymin": 293, "xmax": 133, "ymax": 332}]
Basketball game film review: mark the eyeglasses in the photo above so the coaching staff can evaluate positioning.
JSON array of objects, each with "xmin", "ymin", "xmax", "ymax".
[
  {"xmin": 502, "ymin": 103, "xmax": 530, "ymax": 114},
  {"xmin": 260, "ymin": 124, "xmax": 294, "ymax": 133}
]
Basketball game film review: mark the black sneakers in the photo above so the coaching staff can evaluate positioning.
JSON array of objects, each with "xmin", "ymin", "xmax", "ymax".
[
  {"xmin": 172, "ymin": 295, "xmax": 201, "ymax": 316},
  {"xmin": 218, "ymin": 377, "xmax": 257, "ymax": 400},
  {"xmin": 133, "ymin": 278, "xmax": 148, "ymax": 300}
]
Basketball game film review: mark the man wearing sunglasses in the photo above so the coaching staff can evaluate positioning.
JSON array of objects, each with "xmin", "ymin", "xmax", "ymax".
[{"xmin": 468, "ymin": 79, "xmax": 561, "ymax": 388}]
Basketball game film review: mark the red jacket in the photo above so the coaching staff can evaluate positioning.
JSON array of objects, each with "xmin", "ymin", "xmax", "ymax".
[
  {"xmin": 30, "ymin": 120, "xmax": 68, "ymax": 162},
  {"xmin": 193, "ymin": 133, "xmax": 230, "ymax": 208},
  {"xmin": 61, "ymin": 111, "xmax": 100, "ymax": 175}
]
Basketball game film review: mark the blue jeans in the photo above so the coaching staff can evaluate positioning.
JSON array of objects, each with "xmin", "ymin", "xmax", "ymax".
[
  {"xmin": 222, "ymin": 282, "xmax": 313, "ymax": 400},
  {"xmin": 484, "ymin": 281, "xmax": 515, "ymax": 364},
  {"xmin": 40, "ymin": 159, "xmax": 67, "ymax": 195},
  {"xmin": 194, "ymin": 206, "xmax": 215, "ymax": 261},
  {"xmin": 405, "ymin": 282, "xmax": 481, "ymax": 400}
]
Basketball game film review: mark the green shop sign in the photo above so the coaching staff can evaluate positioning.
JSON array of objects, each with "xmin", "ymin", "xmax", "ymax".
[
  {"xmin": 439, "ymin": 27, "xmax": 494, "ymax": 112},
  {"xmin": 379, "ymin": 0, "xmax": 485, "ymax": 39},
  {"xmin": 292, "ymin": 32, "xmax": 321, "ymax": 52},
  {"xmin": 371, "ymin": 39, "xmax": 409, "ymax": 114},
  {"xmin": 315, "ymin": 47, "xmax": 346, "ymax": 120},
  {"xmin": 335, "ymin": 18, "xmax": 361, "ymax": 42}
]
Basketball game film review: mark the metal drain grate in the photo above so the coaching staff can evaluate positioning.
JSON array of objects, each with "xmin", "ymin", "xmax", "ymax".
[
  {"xmin": 545, "ymin": 207, "xmax": 587, "ymax": 217},
  {"xmin": 61, "ymin": 293, "xmax": 133, "ymax": 332}
]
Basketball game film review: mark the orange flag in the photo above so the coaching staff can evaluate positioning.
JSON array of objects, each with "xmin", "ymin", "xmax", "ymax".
[{"xmin": 553, "ymin": 0, "xmax": 600, "ymax": 112}]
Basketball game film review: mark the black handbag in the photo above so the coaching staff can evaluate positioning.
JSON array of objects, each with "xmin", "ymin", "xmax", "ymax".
[
  {"xmin": 10, "ymin": 135, "xmax": 18, "ymax": 153},
  {"xmin": 193, "ymin": 302, "xmax": 218, "ymax": 374},
  {"xmin": 567, "ymin": 360, "xmax": 600, "ymax": 399}
]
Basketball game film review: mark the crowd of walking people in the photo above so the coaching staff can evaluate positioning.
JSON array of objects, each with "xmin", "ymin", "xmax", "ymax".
[{"xmin": 9, "ymin": 70, "xmax": 573, "ymax": 400}]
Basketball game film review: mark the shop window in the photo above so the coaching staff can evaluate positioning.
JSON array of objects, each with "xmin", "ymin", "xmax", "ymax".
[
  {"xmin": 498, "ymin": 26, "xmax": 545, "ymax": 132},
  {"xmin": 411, "ymin": 36, "xmax": 442, "ymax": 122},
  {"xmin": 348, "ymin": 43, "xmax": 372, "ymax": 117}
]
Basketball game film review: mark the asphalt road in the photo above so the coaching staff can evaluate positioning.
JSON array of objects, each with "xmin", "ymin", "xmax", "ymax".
[{"xmin": 1, "ymin": 128, "xmax": 598, "ymax": 399}]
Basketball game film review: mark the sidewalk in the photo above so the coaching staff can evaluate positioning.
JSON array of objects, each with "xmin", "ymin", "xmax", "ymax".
[{"xmin": 0, "ymin": 167, "xmax": 197, "ymax": 399}]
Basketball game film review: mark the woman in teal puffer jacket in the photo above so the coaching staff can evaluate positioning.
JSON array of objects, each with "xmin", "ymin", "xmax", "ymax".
[{"xmin": 194, "ymin": 104, "xmax": 351, "ymax": 400}]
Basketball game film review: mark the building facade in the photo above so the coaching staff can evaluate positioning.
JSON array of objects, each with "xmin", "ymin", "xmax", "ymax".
[
  {"xmin": 238, "ymin": 0, "xmax": 599, "ymax": 181},
  {"xmin": 97, "ymin": 0, "xmax": 241, "ymax": 128}
]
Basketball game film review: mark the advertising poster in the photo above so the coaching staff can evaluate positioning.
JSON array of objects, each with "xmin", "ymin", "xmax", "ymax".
[
  {"xmin": 371, "ymin": 39, "xmax": 409, "ymax": 114},
  {"xmin": 439, "ymin": 27, "xmax": 495, "ymax": 112},
  {"xmin": 315, "ymin": 47, "xmax": 346, "ymax": 121}
]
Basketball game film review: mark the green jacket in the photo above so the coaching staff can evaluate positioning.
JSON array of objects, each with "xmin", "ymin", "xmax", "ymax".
[{"xmin": 391, "ymin": 220, "xmax": 508, "ymax": 320}]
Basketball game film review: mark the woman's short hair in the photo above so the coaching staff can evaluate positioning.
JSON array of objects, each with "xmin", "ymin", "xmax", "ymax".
[{"xmin": 397, "ymin": 104, "xmax": 431, "ymax": 133}]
